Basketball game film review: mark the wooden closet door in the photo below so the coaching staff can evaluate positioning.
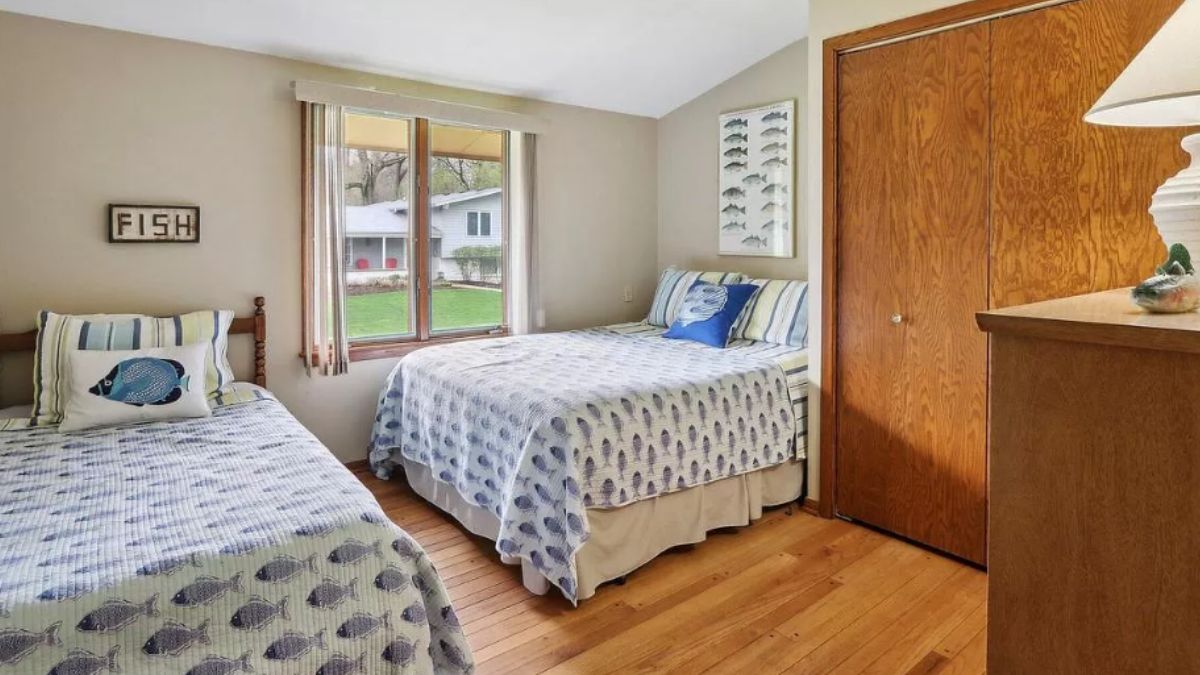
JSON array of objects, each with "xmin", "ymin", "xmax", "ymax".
[
  {"xmin": 835, "ymin": 24, "xmax": 990, "ymax": 564},
  {"xmin": 990, "ymin": 0, "xmax": 1187, "ymax": 308}
]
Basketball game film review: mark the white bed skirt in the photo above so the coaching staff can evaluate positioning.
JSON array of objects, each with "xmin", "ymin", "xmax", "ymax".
[{"xmin": 400, "ymin": 457, "xmax": 806, "ymax": 601}]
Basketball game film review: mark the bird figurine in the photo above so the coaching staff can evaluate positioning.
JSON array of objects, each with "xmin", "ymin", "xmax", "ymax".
[{"xmin": 1132, "ymin": 243, "xmax": 1200, "ymax": 313}]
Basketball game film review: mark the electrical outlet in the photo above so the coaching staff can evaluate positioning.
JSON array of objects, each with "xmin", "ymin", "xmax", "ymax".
[{"xmin": 623, "ymin": 285, "xmax": 633, "ymax": 303}]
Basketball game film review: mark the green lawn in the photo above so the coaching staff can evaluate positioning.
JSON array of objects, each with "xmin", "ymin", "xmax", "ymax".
[{"xmin": 347, "ymin": 287, "xmax": 502, "ymax": 338}]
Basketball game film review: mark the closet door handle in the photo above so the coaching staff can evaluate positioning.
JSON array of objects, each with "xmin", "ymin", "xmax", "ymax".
[{"xmin": 890, "ymin": 313, "xmax": 905, "ymax": 325}]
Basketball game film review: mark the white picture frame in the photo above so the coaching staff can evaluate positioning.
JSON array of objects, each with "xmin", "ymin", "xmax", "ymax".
[{"xmin": 718, "ymin": 100, "xmax": 795, "ymax": 258}]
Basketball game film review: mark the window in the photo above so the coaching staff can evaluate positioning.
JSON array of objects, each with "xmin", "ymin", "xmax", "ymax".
[
  {"xmin": 466, "ymin": 211, "xmax": 492, "ymax": 237},
  {"xmin": 341, "ymin": 112, "xmax": 507, "ymax": 349}
]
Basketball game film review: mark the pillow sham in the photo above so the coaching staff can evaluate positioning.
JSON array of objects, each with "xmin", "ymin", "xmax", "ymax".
[
  {"xmin": 647, "ymin": 267, "xmax": 745, "ymax": 327},
  {"xmin": 664, "ymin": 281, "xmax": 760, "ymax": 348},
  {"xmin": 30, "ymin": 309, "xmax": 235, "ymax": 427},
  {"xmin": 733, "ymin": 278, "xmax": 810, "ymax": 347},
  {"xmin": 59, "ymin": 344, "xmax": 212, "ymax": 432}
]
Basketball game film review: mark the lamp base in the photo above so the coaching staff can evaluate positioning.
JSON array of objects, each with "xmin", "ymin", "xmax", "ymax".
[{"xmin": 1150, "ymin": 133, "xmax": 1200, "ymax": 255}]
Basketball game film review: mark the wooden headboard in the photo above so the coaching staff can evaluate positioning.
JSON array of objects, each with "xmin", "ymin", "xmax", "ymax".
[{"xmin": 0, "ymin": 297, "xmax": 267, "ymax": 387}]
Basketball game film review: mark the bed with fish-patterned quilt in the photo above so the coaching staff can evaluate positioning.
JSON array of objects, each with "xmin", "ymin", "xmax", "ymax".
[
  {"xmin": 369, "ymin": 322, "xmax": 809, "ymax": 604},
  {"xmin": 0, "ymin": 388, "xmax": 473, "ymax": 674}
]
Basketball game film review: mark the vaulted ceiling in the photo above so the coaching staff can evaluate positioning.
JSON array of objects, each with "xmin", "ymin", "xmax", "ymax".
[{"xmin": 0, "ymin": 0, "xmax": 810, "ymax": 118}]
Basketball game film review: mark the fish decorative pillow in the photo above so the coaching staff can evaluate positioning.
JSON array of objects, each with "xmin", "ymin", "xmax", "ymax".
[
  {"xmin": 59, "ymin": 343, "xmax": 212, "ymax": 431},
  {"xmin": 663, "ymin": 280, "xmax": 761, "ymax": 348}
]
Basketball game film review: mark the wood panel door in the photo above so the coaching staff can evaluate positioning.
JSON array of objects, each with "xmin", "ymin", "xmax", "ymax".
[
  {"xmin": 989, "ymin": 0, "xmax": 1187, "ymax": 308},
  {"xmin": 835, "ymin": 24, "xmax": 991, "ymax": 564}
]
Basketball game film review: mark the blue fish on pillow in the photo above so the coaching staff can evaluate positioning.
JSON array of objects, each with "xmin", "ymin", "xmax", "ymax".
[
  {"xmin": 676, "ymin": 284, "xmax": 729, "ymax": 326},
  {"xmin": 88, "ymin": 357, "xmax": 190, "ymax": 407}
]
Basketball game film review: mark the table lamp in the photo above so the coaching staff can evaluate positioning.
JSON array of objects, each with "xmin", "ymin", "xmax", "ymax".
[{"xmin": 1086, "ymin": 0, "xmax": 1200, "ymax": 258}]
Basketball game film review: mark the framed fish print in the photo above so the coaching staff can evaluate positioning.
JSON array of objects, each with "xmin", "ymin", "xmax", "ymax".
[{"xmin": 718, "ymin": 100, "xmax": 795, "ymax": 257}]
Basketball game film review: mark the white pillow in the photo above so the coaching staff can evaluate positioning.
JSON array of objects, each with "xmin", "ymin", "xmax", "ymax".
[{"xmin": 60, "ymin": 344, "xmax": 212, "ymax": 432}]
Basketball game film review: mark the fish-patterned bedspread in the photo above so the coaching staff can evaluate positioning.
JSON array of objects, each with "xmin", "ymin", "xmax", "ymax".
[
  {"xmin": 368, "ymin": 324, "xmax": 803, "ymax": 604},
  {"xmin": 0, "ymin": 394, "xmax": 473, "ymax": 674}
]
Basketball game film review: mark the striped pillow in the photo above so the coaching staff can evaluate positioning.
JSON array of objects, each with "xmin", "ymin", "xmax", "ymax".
[
  {"xmin": 734, "ymin": 279, "xmax": 810, "ymax": 347},
  {"xmin": 647, "ymin": 267, "xmax": 744, "ymax": 327},
  {"xmin": 29, "ymin": 310, "xmax": 235, "ymax": 427}
]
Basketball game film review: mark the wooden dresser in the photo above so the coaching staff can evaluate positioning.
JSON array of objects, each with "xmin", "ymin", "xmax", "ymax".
[{"xmin": 978, "ymin": 289, "xmax": 1200, "ymax": 673}]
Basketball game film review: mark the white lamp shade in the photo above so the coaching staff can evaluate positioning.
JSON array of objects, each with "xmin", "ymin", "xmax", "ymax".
[{"xmin": 1085, "ymin": 0, "xmax": 1200, "ymax": 127}]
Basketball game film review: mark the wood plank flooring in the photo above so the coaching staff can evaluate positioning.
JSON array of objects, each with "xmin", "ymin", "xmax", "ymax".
[{"xmin": 354, "ymin": 467, "xmax": 987, "ymax": 674}]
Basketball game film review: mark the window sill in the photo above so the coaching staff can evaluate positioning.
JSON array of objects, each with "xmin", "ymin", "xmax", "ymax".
[{"xmin": 347, "ymin": 329, "xmax": 508, "ymax": 362}]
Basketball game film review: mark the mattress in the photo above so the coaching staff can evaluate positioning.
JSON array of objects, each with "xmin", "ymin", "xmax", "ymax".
[
  {"xmin": 0, "ymin": 390, "xmax": 473, "ymax": 674},
  {"xmin": 369, "ymin": 322, "xmax": 809, "ymax": 603}
]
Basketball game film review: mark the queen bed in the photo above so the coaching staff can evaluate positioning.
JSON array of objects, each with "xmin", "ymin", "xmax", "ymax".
[
  {"xmin": 0, "ymin": 299, "xmax": 473, "ymax": 675},
  {"xmin": 369, "ymin": 273, "xmax": 810, "ymax": 604}
]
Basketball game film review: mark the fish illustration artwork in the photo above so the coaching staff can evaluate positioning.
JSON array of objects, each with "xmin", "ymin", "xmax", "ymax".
[
  {"xmin": 761, "ymin": 220, "xmax": 789, "ymax": 232},
  {"xmin": 88, "ymin": 357, "xmax": 190, "ymax": 406},
  {"xmin": 723, "ymin": 161, "xmax": 748, "ymax": 172},
  {"xmin": 0, "ymin": 621, "xmax": 60, "ymax": 665},
  {"xmin": 763, "ymin": 156, "xmax": 788, "ymax": 168},
  {"xmin": 760, "ymin": 126, "xmax": 788, "ymax": 139},
  {"xmin": 723, "ymin": 132, "xmax": 748, "ymax": 144},
  {"xmin": 76, "ymin": 595, "xmax": 159, "ymax": 632},
  {"xmin": 721, "ymin": 204, "xmax": 746, "ymax": 216},
  {"xmin": 327, "ymin": 539, "xmax": 383, "ymax": 565},
  {"xmin": 762, "ymin": 110, "xmax": 789, "ymax": 123},
  {"xmin": 336, "ymin": 611, "xmax": 390, "ymax": 639},
  {"xmin": 255, "ymin": 553, "xmax": 319, "ymax": 583},
  {"xmin": 317, "ymin": 652, "xmax": 368, "ymax": 675},
  {"xmin": 742, "ymin": 235, "xmax": 769, "ymax": 249},
  {"xmin": 49, "ymin": 646, "xmax": 121, "ymax": 675},
  {"xmin": 264, "ymin": 630, "xmax": 327, "ymax": 661},
  {"xmin": 722, "ymin": 147, "xmax": 748, "ymax": 159},
  {"xmin": 230, "ymin": 595, "xmax": 289, "ymax": 630},
  {"xmin": 721, "ymin": 186, "xmax": 746, "ymax": 199},
  {"xmin": 172, "ymin": 573, "xmax": 243, "ymax": 607},
  {"xmin": 307, "ymin": 577, "xmax": 358, "ymax": 610},
  {"xmin": 373, "ymin": 565, "xmax": 412, "ymax": 593},
  {"xmin": 381, "ymin": 638, "xmax": 418, "ymax": 667},
  {"xmin": 723, "ymin": 117, "xmax": 749, "ymax": 130},
  {"xmin": 676, "ymin": 284, "xmax": 729, "ymax": 326},
  {"xmin": 742, "ymin": 173, "xmax": 767, "ymax": 186},
  {"xmin": 184, "ymin": 651, "xmax": 253, "ymax": 675},
  {"xmin": 761, "ymin": 141, "xmax": 788, "ymax": 154},
  {"xmin": 761, "ymin": 183, "xmax": 788, "ymax": 197},
  {"xmin": 143, "ymin": 619, "xmax": 211, "ymax": 656}
]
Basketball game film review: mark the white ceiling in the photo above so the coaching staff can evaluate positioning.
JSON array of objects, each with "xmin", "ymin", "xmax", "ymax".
[{"xmin": 0, "ymin": 0, "xmax": 810, "ymax": 118}]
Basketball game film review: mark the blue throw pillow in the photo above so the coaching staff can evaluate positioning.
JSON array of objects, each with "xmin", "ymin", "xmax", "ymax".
[{"xmin": 663, "ymin": 281, "xmax": 760, "ymax": 348}]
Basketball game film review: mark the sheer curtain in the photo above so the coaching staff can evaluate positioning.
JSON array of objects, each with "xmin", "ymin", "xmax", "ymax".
[
  {"xmin": 507, "ymin": 132, "xmax": 539, "ymax": 335},
  {"xmin": 301, "ymin": 102, "xmax": 350, "ymax": 376}
]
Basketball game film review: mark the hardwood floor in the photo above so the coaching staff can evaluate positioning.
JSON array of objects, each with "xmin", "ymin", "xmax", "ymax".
[{"xmin": 354, "ymin": 467, "xmax": 987, "ymax": 674}]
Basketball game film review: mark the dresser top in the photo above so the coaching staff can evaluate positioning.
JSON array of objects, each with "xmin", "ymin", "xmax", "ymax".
[{"xmin": 977, "ymin": 288, "xmax": 1200, "ymax": 354}]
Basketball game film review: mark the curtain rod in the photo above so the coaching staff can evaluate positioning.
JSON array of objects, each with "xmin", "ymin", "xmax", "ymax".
[{"xmin": 293, "ymin": 80, "xmax": 549, "ymax": 134}]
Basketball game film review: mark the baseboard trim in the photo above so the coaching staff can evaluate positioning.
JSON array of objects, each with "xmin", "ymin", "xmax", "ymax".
[
  {"xmin": 345, "ymin": 459, "xmax": 369, "ymax": 472},
  {"xmin": 802, "ymin": 498, "xmax": 821, "ymax": 516}
]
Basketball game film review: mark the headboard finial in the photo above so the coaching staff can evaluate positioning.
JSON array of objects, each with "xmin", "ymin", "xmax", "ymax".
[{"xmin": 253, "ymin": 297, "xmax": 267, "ymax": 388}]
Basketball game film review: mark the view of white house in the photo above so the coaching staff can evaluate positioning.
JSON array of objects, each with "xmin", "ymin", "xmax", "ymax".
[{"xmin": 346, "ymin": 187, "xmax": 502, "ymax": 283}]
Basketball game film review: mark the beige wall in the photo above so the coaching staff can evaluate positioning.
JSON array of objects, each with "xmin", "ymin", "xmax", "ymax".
[
  {"xmin": 656, "ymin": 39, "xmax": 808, "ymax": 280},
  {"xmin": 0, "ymin": 11, "xmax": 659, "ymax": 461},
  {"xmin": 803, "ymin": 0, "xmax": 969, "ymax": 500}
]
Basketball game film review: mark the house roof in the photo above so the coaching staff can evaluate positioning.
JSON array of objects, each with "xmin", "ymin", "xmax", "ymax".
[{"xmin": 345, "ymin": 188, "xmax": 500, "ymax": 236}]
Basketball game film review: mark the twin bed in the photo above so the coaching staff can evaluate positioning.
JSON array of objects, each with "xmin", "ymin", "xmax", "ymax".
[
  {"xmin": 0, "ymin": 301, "xmax": 472, "ymax": 675},
  {"xmin": 368, "ymin": 275, "xmax": 810, "ymax": 603}
]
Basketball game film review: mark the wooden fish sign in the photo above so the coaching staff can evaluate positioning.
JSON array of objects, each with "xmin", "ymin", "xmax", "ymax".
[{"xmin": 108, "ymin": 204, "xmax": 200, "ymax": 242}]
